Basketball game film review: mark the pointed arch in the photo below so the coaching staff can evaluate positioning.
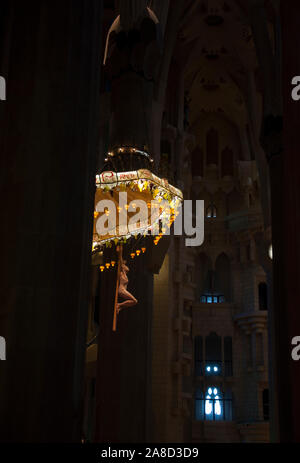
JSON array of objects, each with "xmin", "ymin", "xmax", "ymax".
[{"xmin": 206, "ymin": 127, "xmax": 219, "ymax": 165}]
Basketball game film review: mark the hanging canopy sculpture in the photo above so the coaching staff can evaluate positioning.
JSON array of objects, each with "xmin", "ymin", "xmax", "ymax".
[{"xmin": 92, "ymin": 146, "xmax": 183, "ymax": 331}]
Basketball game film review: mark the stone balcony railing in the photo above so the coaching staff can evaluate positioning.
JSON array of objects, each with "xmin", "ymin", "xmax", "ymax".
[{"xmin": 233, "ymin": 311, "xmax": 268, "ymax": 334}]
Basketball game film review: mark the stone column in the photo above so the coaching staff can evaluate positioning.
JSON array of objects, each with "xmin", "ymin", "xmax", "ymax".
[
  {"xmin": 252, "ymin": 0, "xmax": 300, "ymax": 442},
  {"xmin": 94, "ymin": 6, "xmax": 174, "ymax": 442},
  {"xmin": 94, "ymin": 252, "xmax": 154, "ymax": 443},
  {"xmin": 238, "ymin": 126, "xmax": 252, "ymax": 162},
  {"xmin": 0, "ymin": 0, "xmax": 103, "ymax": 442},
  {"xmin": 277, "ymin": 0, "xmax": 300, "ymax": 442}
]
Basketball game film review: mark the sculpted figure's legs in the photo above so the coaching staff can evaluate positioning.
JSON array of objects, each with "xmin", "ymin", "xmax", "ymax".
[{"xmin": 116, "ymin": 259, "xmax": 138, "ymax": 314}]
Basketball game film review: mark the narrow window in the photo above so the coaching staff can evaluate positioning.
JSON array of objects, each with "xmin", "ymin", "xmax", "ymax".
[
  {"xmin": 195, "ymin": 388, "xmax": 204, "ymax": 420},
  {"xmin": 205, "ymin": 332, "xmax": 222, "ymax": 374},
  {"xmin": 263, "ymin": 389, "xmax": 269, "ymax": 420},
  {"xmin": 206, "ymin": 128, "xmax": 219, "ymax": 165},
  {"xmin": 258, "ymin": 282, "xmax": 268, "ymax": 311},
  {"xmin": 205, "ymin": 387, "xmax": 223, "ymax": 420},
  {"xmin": 224, "ymin": 336, "xmax": 233, "ymax": 376},
  {"xmin": 194, "ymin": 336, "xmax": 203, "ymax": 376},
  {"xmin": 206, "ymin": 204, "xmax": 217, "ymax": 218}
]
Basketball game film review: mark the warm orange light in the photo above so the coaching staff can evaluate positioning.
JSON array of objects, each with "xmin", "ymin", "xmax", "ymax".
[
  {"xmin": 136, "ymin": 250, "xmax": 141, "ymax": 256},
  {"xmin": 141, "ymin": 247, "xmax": 146, "ymax": 253},
  {"xmin": 105, "ymin": 263, "xmax": 110, "ymax": 269},
  {"xmin": 111, "ymin": 261, "xmax": 116, "ymax": 267},
  {"xmin": 94, "ymin": 211, "xmax": 99, "ymax": 218},
  {"xmin": 130, "ymin": 253, "xmax": 135, "ymax": 259},
  {"xmin": 100, "ymin": 266, "xmax": 105, "ymax": 272}
]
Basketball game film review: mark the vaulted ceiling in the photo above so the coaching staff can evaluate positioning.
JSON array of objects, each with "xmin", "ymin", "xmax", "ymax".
[{"xmin": 174, "ymin": 0, "xmax": 275, "ymax": 138}]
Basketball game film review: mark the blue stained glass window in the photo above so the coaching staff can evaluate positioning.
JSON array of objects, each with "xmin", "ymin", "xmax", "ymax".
[
  {"xmin": 195, "ymin": 388, "xmax": 233, "ymax": 421},
  {"xmin": 205, "ymin": 387, "xmax": 223, "ymax": 420},
  {"xmin": 200, "ymin": 294, "xmax": 225, "ymax": 304}
]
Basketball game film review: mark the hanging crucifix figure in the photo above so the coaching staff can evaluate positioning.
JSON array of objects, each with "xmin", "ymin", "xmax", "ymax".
[
  {"xmin": 117, "ymin": 259, "xmax": 138, "ymax": 313},
  {"xmin": 113, "ymin": 245, "xmax": 138, "ymax": 331}
]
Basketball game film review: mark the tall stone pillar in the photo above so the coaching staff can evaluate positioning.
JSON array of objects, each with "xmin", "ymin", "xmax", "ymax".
[
  {"xmin": 255, "ymin": 0, "xmax": 300, "ymax": 442},
  {"xmin": 94, "ymin": 6, "xmax": 160, "ymax": 443},
  {"xmin": 277, "ymin": 0, "xmax": 300, "ymax": 442},
  {"xmin": 95, "ymin": 254, "xmax": 154, "ymax": 443},
  {"xmin": 0, "ymin": 1, "xmax": 103, "ymax": 442}
]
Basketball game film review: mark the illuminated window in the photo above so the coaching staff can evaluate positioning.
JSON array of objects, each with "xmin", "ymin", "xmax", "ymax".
[
  {"xmin": 195, "ymin": 387, "xmax": 233, "ymax": 421},
  {"xmin": 205, "ymin": 332, "xmax": 222, "ymax": 376},
  {"xmin": 204, "ymin": 387, "xmax": 223, "ymax": 420},
  {"xmin": 205, "ymin": 363, "xmax": 221, "ymax": 375},
  {"xmin": 200, "ymin": 294, "xmax": 225, "ymax": 303},
  {"xmin": 195, "ymin": 334, "xmax": 233, "ymax": 378}
]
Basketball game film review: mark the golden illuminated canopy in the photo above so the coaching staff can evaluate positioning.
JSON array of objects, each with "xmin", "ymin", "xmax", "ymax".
[{"xmin": 92, "ymin": 168, "xmax": 183, "ymax": 250}]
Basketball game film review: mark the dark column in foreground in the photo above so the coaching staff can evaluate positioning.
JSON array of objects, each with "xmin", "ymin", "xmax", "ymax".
[
  {"xmin": 95, "ymin": 255, "xmax": 153, "ymax": 443},
  {"xmin": 269, "ymin": 1, "xmax": 300, "ymax": 442},
  {"xmin": 94, "ymin": 6, "xmax": 162, "ymax": 443},
  {"xmin": 0, "ymin": 1, "xmax": 102, "ymax": 442}
]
